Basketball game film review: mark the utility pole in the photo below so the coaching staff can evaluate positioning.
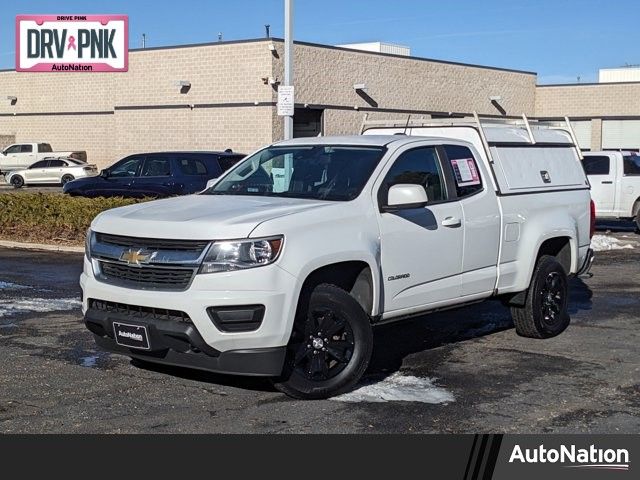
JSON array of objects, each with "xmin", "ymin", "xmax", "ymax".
[{"xmin": 283, "ymin": 0, "xmax": 294, "ymax": 140}]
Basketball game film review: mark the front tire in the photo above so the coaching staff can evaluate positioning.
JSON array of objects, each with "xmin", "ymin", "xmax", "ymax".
[
  {"xmin": 511, "ymin": 255, "xmax": 570, "ymax": 339},
  {"xmin": 273, "ymin": 283, "xmax": 373, "ymax": 400},
  {"xmin": 11, "ymin": 175, "xmax": 24, "ymax": 188}
]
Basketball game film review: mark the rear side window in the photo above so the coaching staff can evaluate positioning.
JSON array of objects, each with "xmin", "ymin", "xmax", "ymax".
[
  {"xmin": 381, "ymin": 147, "xmax": 446, "ymax": 204},
  {"xmin": 177, "ymin": 157, "xmax": 208, "ymax": 176},
  {"xmin": 20, "ymin": 144, "xmax": 33, "ymax": 153},
  {"xmin": 30, "ymin": 160, "xmax": 49, "ymax": 169},
  {"xmin": 444, "ymin": 145, "xmax": 483, "ymax": 198},
  {"xmin": 218, "ymin": 155, "xmax": 244, "ymax": 172},
  {"xmin": 39, "ymin": 143, "xmax": 53, "ymax": 153},
  {"xmin": 141, "ymin": 156, "xmax": 171, "ymax": 177},
  {"xmin": 583, "ymin": 156, "xmax": 610, "ymax": 175},
  {"xmin": 623, "ymin": 155, "xmax": 640, "ymax": 175},
  {"xmin": 48, "ymin": 159, "xmax": 65, "ymax": 167}
]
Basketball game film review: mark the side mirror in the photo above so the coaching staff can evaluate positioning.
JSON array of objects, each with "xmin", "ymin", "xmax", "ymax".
[
  {"xmin": 383, "ymin": 184, "xmax": 429, "ymax": 211},
  {"xmin": 205, "ymin": 177, "xmax": 219, "ymax": 190},
  {"xmin": 100, "ymin": 169, "xmax": 108, "ymax": 178}
]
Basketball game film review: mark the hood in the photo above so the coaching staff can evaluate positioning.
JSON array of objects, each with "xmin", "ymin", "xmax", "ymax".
[{"xmin": 91, "ymin": 194, "xmax": 333, "ymax": 239}]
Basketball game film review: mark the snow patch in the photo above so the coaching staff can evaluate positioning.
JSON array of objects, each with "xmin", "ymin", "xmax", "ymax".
[
  {"xmin": 333, "ymin": 372, "xmax": 455, "ymax": 404},
  {"xmin": 591, "ymin": 235, "xmax": 635, "ymax": 252},
  {"xmin": 0, "ymin": 298, "xmax": 81, "ymax": 317}
]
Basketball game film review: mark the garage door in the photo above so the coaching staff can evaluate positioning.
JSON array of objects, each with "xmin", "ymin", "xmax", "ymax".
[{"xmin": 602, "ymin": 120, "xmax": 640, "ymax": 150}]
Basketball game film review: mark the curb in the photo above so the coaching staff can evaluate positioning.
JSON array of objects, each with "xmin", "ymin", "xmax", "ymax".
[{"xmin": 0, "ymin": 239, "xmax": 84, "ymax": 253}]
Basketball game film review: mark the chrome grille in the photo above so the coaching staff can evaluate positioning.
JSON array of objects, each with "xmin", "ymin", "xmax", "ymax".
[
  {"xmin": 89, "ymin": 299, "xmax": 192, "ymax": 323},
  {"xmin": 98, "ymin": 261, "xmax": 195, "ymax": 290}
]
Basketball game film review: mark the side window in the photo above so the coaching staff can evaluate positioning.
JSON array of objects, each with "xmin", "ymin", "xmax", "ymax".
[
  {"xmin": 48, "ymin": 159, "xmax": 65, "ymax": 167},
  {"xmin": 381, "ymin": 147, "xmax": 446, "ymax": 204},
  {"xmin": 4, "ymin": 145, "xmax": 21, "ymax": 154},
  {"xmin": 177, "ymin": 157, "xmax": 209, "ymax": 176},
  {"xmin": 39, "ymin": 143, "xmax": 53, "ymax": 153},
  {"xmin": 110, "ymin": 156, "xmax": 143, "ymax": 178},
  {"xmin": 444, "ymin": 145, "xmax": 483, "ymax": 198},
  {"xmin": 623, "ymin": 155, "xmax": 640, "ymax": 176},
  {"xmin": 30, "ymin": 160, "xmax": 49, "ymax": 169},
  {"xmin": 582, "ymin": 156, "xmax": 610, "ymax": 175},
  {"xmin": 20, "ymin": 144, "xmax": 33, "ymax": 153},
  {"xmin": 141, "ymin": 156, "xmax": 171, "ymax": 177}
]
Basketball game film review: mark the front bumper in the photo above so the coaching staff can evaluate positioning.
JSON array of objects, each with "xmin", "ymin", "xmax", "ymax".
[
  {"xmin": 80, "ymin": 256, "xmax": 299, "ymax": 376},
  {"xmin": 85, "ymin": 306, "xmax": 286, "ymax": 376}
]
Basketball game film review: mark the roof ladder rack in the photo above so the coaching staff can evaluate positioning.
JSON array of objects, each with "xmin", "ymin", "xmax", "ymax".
[
  {"xmin": 522, "ymin": 113, "xmax": 536, "ymax": 144},
  {"xmin": 473, "ymin": 111, "xmax": 495, "ymax": 164},
  {"xmin": 564, "ymin": 116, "xmax": 584, "ymax": 160}
]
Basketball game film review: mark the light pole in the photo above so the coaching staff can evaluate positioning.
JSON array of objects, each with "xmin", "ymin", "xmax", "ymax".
[{"xmin": 283, "ymin": 0, "xmax": 294, "ymax": 140}]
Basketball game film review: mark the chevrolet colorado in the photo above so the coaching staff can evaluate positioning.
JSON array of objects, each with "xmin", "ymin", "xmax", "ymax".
[{"xmin": 81, "ymin": 115, "xmax": 594, "ymax": 399}]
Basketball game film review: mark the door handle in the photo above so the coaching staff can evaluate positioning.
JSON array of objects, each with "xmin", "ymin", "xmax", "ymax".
[
  {"xmin": 441, "ymin": 216, "xmax": 462, "ymax": 228},
  {"xmin": 601, "ymin": 181, "xmax": 613, "ymax": 184}
]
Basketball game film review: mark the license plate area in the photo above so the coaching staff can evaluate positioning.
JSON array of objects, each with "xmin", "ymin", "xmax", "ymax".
[{"xmin": 113, "ymin": 322, "xmax": 150, "ymax": 350}]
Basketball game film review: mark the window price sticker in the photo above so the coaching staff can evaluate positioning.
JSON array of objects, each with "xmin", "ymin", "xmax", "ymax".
[{"xmin": 451, "ymin": 158, "xmax": 480, "ymax": 186}]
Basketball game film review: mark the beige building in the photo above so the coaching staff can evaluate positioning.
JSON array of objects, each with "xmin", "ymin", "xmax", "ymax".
[{"xmin": 0, "ymin": 37, "xmax": 638, "ymax": 168}]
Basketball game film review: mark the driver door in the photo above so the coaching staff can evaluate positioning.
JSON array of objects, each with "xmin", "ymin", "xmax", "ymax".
[
  {"xmin": 376, "ymin": 144, "xmax": 464, "ymax": 314},
  {"xmin": 102, "ymin": 155, "xmax": 144, "ymax": 196}
]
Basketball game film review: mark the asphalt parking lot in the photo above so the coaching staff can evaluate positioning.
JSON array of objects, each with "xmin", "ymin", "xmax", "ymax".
[{"xmin": 0, "ymin": 228, "xmax": 638, "ymax": 433}]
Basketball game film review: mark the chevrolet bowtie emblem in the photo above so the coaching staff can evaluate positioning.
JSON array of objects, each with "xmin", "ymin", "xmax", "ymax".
[{"xmin": 120, "ymin": 249, "xmax": 154, "ymax": 265}]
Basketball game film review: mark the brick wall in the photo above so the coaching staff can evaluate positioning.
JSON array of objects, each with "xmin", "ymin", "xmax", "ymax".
[
  {"xmin": 0, "ymin": 38, "xmax": 537, "ymax": 168},
  {"xmin": 0, "ymin": 134, "xmax": 15, "ymax": 150},
  {"xmin": 536, "ymin": 83, "xmax": 640, "ymax": 118}
]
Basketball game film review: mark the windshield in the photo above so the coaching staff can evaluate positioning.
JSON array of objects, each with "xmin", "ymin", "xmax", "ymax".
[{"xmin": 204, "ymin": 145, "xmax": 386, "ymax": 201}]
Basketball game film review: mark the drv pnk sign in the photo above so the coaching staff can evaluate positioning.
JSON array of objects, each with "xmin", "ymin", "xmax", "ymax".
[{"xmin": 16, "ymin": 15, "xmax": 128, "ymax": 72}]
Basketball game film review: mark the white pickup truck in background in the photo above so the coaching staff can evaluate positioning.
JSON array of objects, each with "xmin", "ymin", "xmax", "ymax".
[
  {"xmin": 582, "ymin": 151, "xmax": 640, "ymax": 230},
  {"xmin": 81, "ymin": 115, "xmax": 594, "ymax": 399},
  {"xmin": 0, "ymin": 142, "xmax": 87, "ymax": 174}
]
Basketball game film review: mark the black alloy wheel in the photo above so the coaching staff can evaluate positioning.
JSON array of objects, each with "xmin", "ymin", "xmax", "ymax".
[{"xmin": 292, "ymin": 307, "xmax": 355, "ymax": 381}]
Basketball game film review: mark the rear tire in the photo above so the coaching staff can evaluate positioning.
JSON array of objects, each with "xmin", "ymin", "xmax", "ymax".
[
  {"xmin": 11, "ymin": 175, "xmax": 24, "ymax": 189},
  {"xmin": 61, "ymin": 174, "xmax": 75, "ymax": 186},
  {"xmin": 272, "ymin": 283, "xmax": 373, "ymax": 400},
  {"xmin": 510, "ymin": 255, "xmax": 570, "ymax": 339},
  {"xmin": 635, "ymin": 212, "xmax": 640, "ymax": 234}
]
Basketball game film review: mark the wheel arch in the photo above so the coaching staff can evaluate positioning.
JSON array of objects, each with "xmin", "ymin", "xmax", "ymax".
[{"xmin": 295, "ymin": 259, "xmax": 380, "ymax": 319}]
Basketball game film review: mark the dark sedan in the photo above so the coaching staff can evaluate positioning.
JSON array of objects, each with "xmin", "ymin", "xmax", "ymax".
[{"xmin": 63, "ymin": 151, "xmax": 244, "ymax": 198}]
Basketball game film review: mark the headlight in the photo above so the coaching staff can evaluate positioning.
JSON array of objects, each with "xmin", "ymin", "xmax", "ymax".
[
  {"xmin": 199, "ymin": 236, "xmax": 283, "ymax": 274},
  {"xmin": 85, "ymin": 228, "xmax": 93, "ymax": 258}
]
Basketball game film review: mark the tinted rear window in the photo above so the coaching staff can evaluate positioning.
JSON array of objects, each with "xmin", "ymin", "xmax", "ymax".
[
  {"xmin": 39, "ymin": 143, "xmax": 53, "ymax": 153},
  {"xmin": 48, "ymin": 159, "xmax": 66, "ymax": 167},
  {"xmin": 623, "ymin": 155, "xmax": 640, "ymax": 175},
  {"xmin": 177, "ymin": 157, "xmax": 209, "ymax": 176},
  {"xmin": 218, "ymin": 155, "xmax": 244, "ymax": 172},
  {"xmin": 582, "ymin": 156, "xmax": 610, "ymax": 175}
]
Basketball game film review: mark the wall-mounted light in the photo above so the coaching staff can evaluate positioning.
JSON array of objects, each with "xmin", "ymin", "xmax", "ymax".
[
  {"xmin": 262, "ymin": 76, "xmax": 280, "ymax": 85},
  {"xmin": 489, "ymin": 95, "xmax": 502, "ymax": 102},
  {"xmin": 353, "ymin": 83, "xmax": 367, "ymax": 91},
  {"xmin": 268, "ymin": 43, "xmax": 276, "ymax": 51},
  {"xmin": 6, "ymin": 95, "xmax": 17, "ymax": 105},
  {"xmin": 174, "ymin": 81, "xmax": 191, "ymax": 94},
  {"xmin": 489, "ymin": 95, "xmax": 506, "ymax": 116}
]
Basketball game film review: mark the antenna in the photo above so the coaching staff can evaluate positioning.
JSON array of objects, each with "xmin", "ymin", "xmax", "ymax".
[
  {"xmin": 265, "ymin": 24, "xmax": 271, "ymax": 38},
  {"xmin": 218, "ymin": 32, "xmax": 223, "ymax": 42},
  {"xmin": 142, "ymin": 33, "xmax": 146, "ymax": 49},
  {"xmin": 403, "ymin": 115, "xmax": 412, "ymax": 134}
]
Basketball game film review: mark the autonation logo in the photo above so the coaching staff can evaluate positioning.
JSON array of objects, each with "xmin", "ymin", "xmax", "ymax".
[{"xmin": 510, "ymin": 444, "xmax": 630, "ymax": 471}]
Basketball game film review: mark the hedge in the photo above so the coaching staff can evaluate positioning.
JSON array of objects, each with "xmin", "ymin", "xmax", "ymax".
[{"xmin": 0, "ymin": 193, "xmax": 149, "ymax": 245}]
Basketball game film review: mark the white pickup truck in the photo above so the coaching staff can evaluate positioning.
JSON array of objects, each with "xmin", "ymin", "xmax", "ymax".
[
  {"xmin": 81, "ymin": 115, "xmax": 594, "ymax": 399},
  {"xmin": 0, "ymin": 142, "xmax": 87, "ymax": 173},
  {"xmin": 582, "ymin": 151, "xmax": 640, "ymax": 230}
]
